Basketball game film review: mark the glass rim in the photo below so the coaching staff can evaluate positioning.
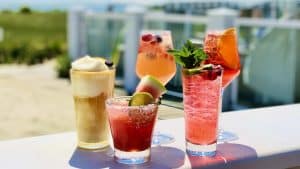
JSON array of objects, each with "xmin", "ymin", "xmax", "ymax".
[
  {"xmin": 140, "ymin": 30, "xmax": 171, "ymax": 35},
  {"xmin": 70, "ymin": 67, "xmax": 115, "ymax": 74},
  {"xmin": 105, "ymin": 96, "xmax": 159, "ymax": 109},
  {"xmin": 181, "ymin": 65, "xmax": 223, "ymax": 75}
]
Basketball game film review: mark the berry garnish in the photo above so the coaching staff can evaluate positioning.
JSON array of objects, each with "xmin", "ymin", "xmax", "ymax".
[
  {"xmin": 155, "ymin": 35, "xmax": 162, "ymax": 43},
  {"xmin": 181, "ymin": 64, "xmax": 222, "ymax": 77},
  {"xmin": 205, "ymin": 70, "xmax": 218, "ymax": 80},
  {"xmin": 150, "ymin": 41, "xmax": 156, "ymax": 45},
  {"xmin": 142, "ymin": 34, "xmax": 153, "ymax": 42},
  {"xmin": 216, "ymin": 67, "xmax": 223, "ymax": 76},
  {"xmin": 202, "ymin": 65, "xmax": 222, "ymax": 80},
  {"xmin": 105, "ymin": 60, "xmax": 114, "ymax": 67}
]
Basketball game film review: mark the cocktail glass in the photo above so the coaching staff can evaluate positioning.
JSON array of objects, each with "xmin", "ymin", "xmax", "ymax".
[
  {"xmin": 136, "ymin": 30, "xmax": 176, "ymax": 145},
  {"xmin": 106, "ymin": 96, "xmax": 158, "ymax": 164},
  {"xmin": 204, "ymin": 28, "xmax": 241, "ymax": 142},
  {"xmin": 182, "ymin": 66, "xmax": 223, "ymax": 156},
  {"xmin": 204, "ymin": 29, "xmax": 240, "ymax": 88},
  {"xmin": 136, "ymin": 30, "xmax": 176, "ymax": 85},
  {"xmin": 70, "ymin": 66, "xmax": 115, "ymax": 149}
]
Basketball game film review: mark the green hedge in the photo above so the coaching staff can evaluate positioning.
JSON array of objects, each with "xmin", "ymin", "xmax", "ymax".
[
  {"xmin": 0, "ymin": 11, "xmax": 66, "ymax": 63},
  {"xmin": 0, "ymin": 41, "xmax": 65, "ymax": 65},
  {"xmin": 56, "ymin": 54, "xmax": 71, "ymax": 78}
]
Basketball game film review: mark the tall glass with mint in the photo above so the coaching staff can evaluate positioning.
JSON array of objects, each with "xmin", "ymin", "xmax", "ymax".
[{"xmin": 169, "ymin": 41, "xmax": 223, "ymax": 156}]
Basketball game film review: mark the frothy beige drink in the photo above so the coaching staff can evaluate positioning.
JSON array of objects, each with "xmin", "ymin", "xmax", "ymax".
[{"xmin": 70, "ymin": 56, "xmax": 115, "ymax": 149}]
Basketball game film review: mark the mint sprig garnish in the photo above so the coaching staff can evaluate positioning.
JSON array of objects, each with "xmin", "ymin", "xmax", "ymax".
[{"xmin": 168, "ymin": 40, "xmax": 207, "ymax": 69}]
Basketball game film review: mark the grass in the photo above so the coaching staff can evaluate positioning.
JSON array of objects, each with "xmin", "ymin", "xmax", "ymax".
[
  {"xmin": 0, "ymin": 11, "xmax": 67, "ymax": 65},
  {"xmin": 0, "ymin": 12, "xmax": 66, "ymax": 43}
]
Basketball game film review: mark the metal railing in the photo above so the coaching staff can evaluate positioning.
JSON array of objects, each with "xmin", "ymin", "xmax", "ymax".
[{"xmin": 236, "ymin": 18, "xmax": 300, "ymax": 29}]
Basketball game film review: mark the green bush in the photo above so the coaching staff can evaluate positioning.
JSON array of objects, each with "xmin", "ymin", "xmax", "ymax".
[
  {"xmin": 19, "ymin": 6, "xmax": 32, "ymax": 14},
  {"xmin": 1, "ymin": 9, "xmax": 12, "ymax": 14},
  {"xmin": 0, "ymin": 11, "xmax": 68, "ymax": 78},
  {"xmin": 25, "ymin": 46, "xmax": 45, "ymax": 65},
  {"xmin": 0, "ymin": 12, "xmax": 66, "ymax": 65},
  {"xmin": 0, "ymin": 41, "xmax": 65, "ymax": 65},
  {"xmin": 26, "ymin": 41, "xmax": 64, "ymax": 65},
  {"xmin": 56, "ymin": 54, "xmax": 71, "ymax": 78},
  {"xmin": 0, "ymin": 45, "xmax": 11, "ymax": 63}
]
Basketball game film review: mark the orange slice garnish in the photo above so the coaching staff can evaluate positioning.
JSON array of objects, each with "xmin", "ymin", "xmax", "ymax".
[
  {"xmin": 204, "ymin": 27, "xmax": 240, "ymax": 70},
  {"xmin": 217, "ymin": 28, "xmax": 240, "ymax": 70}
]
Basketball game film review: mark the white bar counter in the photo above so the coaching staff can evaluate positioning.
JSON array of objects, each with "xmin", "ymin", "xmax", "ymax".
[{"xmin": 0, "ymin": 104, "xmax": 300, "ymax": 169}]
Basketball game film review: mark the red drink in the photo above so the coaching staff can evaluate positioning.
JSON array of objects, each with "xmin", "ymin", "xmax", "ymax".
[
  {"xmin": 182, "ymin": 66, "xmax": 223, "ymax": 156},
  {"xmin": 108, "ymin": 104, "xmax": 157, "ymax": 151},
  {"xmin": 106, "ymin": 97, "xmax": 158, "ymax": 164},
  {"xmin": 203, "ymin": 28, "xmax": 241, "ymax": 144}
]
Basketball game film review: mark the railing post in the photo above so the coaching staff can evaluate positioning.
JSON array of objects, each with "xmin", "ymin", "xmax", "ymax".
[
  {"xmin": 206, "ymin": 8, "xmax": 239, "ymax": 111},
  {"xmin": 68, "ymin": 7, "xmax": 87, "ymax": 61},
  {"xmin": 123, "ymin": 9, "xmax": 144, "ymax": 94}
]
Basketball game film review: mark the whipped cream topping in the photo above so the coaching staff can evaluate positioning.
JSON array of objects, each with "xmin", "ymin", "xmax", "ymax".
[{"xmin": 71, "ymin": 55, "xmax": 108, "ymax": 71}]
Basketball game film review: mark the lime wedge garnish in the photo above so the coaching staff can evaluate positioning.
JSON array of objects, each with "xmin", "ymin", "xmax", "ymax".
[
  {"xmin": 182, "ymin": 64, "xmax": 213, "ymax": 75},
  {"xmin": 129, "ymin": 92, "xmax": 154, "ymax": 106}
]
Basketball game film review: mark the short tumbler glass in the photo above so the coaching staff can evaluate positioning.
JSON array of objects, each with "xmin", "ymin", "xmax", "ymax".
[
  {"xmin": 106, "ymin": 96, "xmax": 158, "ymax": 164},
  {"xmin": 182, "ymin": 66, "xmax": 223, "ymax": 156}
]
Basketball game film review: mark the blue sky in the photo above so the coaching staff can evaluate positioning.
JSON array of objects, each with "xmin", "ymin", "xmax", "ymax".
[
  {"xmin": 0, "ymin": 0, "xmax": 111, "ymax": 10},
  {"xmin": 0, "ymin": 0, "xmax": 166, "ymax": 10},
  {"xmin": 0, "ymin": 0, "xmax": 281, "ymax": 10}
]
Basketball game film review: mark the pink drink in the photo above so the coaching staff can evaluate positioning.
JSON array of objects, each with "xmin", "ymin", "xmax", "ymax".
[{"xmin": 182, "ymin": 66, "xmax": 223, "ymax": 156}]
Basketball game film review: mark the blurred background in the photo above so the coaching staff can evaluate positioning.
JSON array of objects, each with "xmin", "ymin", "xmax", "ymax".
[{"xmin": 0, "ymin": 0, "xmax": 299, "ymax": 140}]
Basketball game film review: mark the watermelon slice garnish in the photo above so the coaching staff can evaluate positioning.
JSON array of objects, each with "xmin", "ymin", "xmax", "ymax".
[{"xmin": 135, "ymin": 75, "xmax": 167, "ymax": 100}]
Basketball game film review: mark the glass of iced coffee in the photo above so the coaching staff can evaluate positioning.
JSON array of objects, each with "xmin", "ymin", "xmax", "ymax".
[{"xmin": 70, "ymin": 56, "xmax": 115, "ymax": 149}]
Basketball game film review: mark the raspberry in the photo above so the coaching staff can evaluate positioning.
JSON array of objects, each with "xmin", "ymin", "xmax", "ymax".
[
  {"xmin": 201, "ymin": 65, "xmax": 223, "ymax": 80},
  {"xmin": 209, "ymin": 71, "xmax": 218, "ymax": 80},
  {"xmin": 141, "ymin": 34, "xmax": 153, "ymax": 42}
]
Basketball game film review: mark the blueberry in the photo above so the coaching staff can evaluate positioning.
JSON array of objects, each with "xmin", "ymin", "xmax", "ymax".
[
  {"xmin": 105, "ymin": 60, "xmax": 114, "ymax": 67},
  {"xmin": 155, "ymin": 35, "xmax": 162, "ymax": 43}
]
